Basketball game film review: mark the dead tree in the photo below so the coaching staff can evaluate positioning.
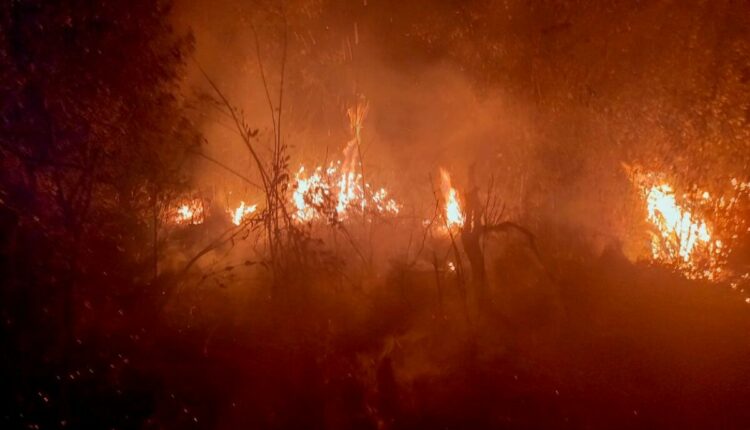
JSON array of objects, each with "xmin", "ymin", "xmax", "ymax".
[
  {"xmin": 460, "ymin": 185, "xmax": 489, "ymax": 309},
  {"xmin": 459, "ymin": 174, "xmax": 546, "ymax": 314}
]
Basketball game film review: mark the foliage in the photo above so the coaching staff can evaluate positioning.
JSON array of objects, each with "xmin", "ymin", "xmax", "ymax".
[{"xmin": 0, "ymin": 1, "xmax": 198, "ymax": 428}]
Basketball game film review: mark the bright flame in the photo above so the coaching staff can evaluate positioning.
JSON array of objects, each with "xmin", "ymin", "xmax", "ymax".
[
  {"xmin": 174, "ymin": 199, "xmax": 205, "ymax": 225},
  {"xmin": 292, "ymin": 162, "xmax": 399, "ymax": 222},
  {"xmin": 291, "ymin": 98, "xmax": 399, "ymax": 223},
  {"xmin": 646, "ymin": 184, "xmax": 711, "ymax": 263},
  {"xmin": 440, "ymin": 168, "xmax": 464, "ymax": 229},
  {"xmin": 292, "ymin": 166, "xmax": 330, "ymax": 222},
  {"xmin": 631, "ymin": 170, "xmax": 750, "ymax": 285},
  {"xmin": 229, "ymin": 201, "xmax": 257, "ymax": 226}
]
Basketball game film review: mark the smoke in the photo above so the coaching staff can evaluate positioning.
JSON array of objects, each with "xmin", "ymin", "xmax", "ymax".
[
  {"xmin": 170, "ymin": 0, "xmax": 750, "ymax": 258},
  {"xmin": 173, "ymin": 1, "xmax": 532, "ymax": 215}
]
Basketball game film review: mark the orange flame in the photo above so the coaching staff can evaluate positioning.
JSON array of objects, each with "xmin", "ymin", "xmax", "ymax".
[
  {"xmin": 439, "ymin": 168, "xmax": 464, "ymax": 229},
  {"xmin": 291, "ymin": 98, "xmax": 399, "ymax": 223},
  {"xmin": 631, "ymin": 170, "xmax": 750, "ymax": 287},
  {"xmin": 292, "ymin": 162, "xmax": 399, "ymax": 222},
  {"xmin": 645, "ymin": 184, "xmax": 711, "ymax": 263},
  {"xmin": 633, "ymin": 173, "xmax": 725, "ymax": 280}
]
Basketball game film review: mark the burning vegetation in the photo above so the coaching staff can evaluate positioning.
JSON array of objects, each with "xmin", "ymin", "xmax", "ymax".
[
  {"xmin": 630, "ymin": 169, "xmax": 750, "ymax": 285},
  {"xmin": 291, "ymin": 161, "xmax": 400, "ymax": 222},
  {"xmin": 2, "ymin": 1, "xmax": 750, "ymax": 429},
  {"xmin": 174, "ymin": 199, "xmax": 207, "ymax": 225},
  {"xmin": 289, "ymin": 101, "xmax": 400, "ymax": 224},
  {"xmin": 439, "ymin": 168, "xmax": 465, "ymax": 230}
]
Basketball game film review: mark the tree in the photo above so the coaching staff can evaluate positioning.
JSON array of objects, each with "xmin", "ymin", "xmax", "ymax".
[{"xmin": 0, "ymin": 1, "xmax": 198, "ymax": 427}]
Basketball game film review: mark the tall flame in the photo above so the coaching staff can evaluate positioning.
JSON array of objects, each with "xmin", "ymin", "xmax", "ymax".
[
  {"xmin": 439, "ymin": 168, "xmax": 464, "ymax": 229},
  {"xmin": 646, "ymin": 184, "xmax": 711, "ymax": 263}
]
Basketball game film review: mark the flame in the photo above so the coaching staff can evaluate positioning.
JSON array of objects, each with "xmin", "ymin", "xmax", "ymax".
[
  {"xmin": 636, "ymin": 177, "xmax": 724, "ymax": 280},
  {"xmin": 646, "ymin": 184, "xmax": 712, "ymax": 263},
  {"xmin": 631, "ymin": 170, "xmax": 750, "ymax": 286},
  {"xmin": 336, "ymin": 139, "xmax": 361, "ymax": 216},
  {"xmin": 292, "ymin": 166, "xmax": 331, "ymax": 222},
  {"xmin": 174, "ymin": 199, "xmax": 205, "ymax": 225},
  {"xmin": 229, "ymin": 201, "xmax": 257, "ymax": 226},
  {"xmin": 439, "ymin": 168, "xmax": 464, "ymax": 229},
  {"xmin": 291, "ymin": 98, "xmax": 399, "ymax": 223},
  {"xmin": 292, "ymin": 161, "xmax": 399, "ymax": 222},
  {"xmin": 371, "ymin": 187, "xmax": 401, "ymax": 214}
]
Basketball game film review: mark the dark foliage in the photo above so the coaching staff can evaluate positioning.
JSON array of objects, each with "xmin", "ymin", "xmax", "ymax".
[{"xmin": 1, "ymin": 1, "xmax": 750, "ymax": 429}]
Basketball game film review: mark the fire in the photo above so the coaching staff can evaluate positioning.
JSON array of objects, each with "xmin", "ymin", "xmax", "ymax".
[
  {"xmin": 292, "ymin": 165, "xmax": 332, "ymax": 222},
  {"xmin": 335, "ymin": 140, "xmax": 361, "ymax": 216},
  {"xmin": 292, "ymin": 161, "xmax": 399, "ymax": 223},
  {"xmin": 229, "ymin": 201, "xmax": 257, "ymax": 226},
  {"xmin": 371, "ymin": 187, "xmax": 401, "ymax": 214},
  {"xmin": 174, "ymin": 199, "xmax": 205, "ymax": 225},
  {"xmin": 645, "ymin": 184, "xmax": 711, "ymax": 263},
  {"xmin": 630, "ymin": 169, "xmax": 750, "ymax": 286},
  {"xmin": 439, "ymin": 168, "xmax": 464, "ymax": 229},
  {"xmin": 634, "ymin": 175, "xmax": 729, "ymax": 280},
  {"xmin": 291, "ymin": 98, "xmax": 399, "ymax": 223}
]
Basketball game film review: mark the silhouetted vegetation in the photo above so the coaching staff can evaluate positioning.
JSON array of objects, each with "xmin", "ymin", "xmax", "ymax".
[{"xmin": 2, "ymin": 1, "xmax": 750, "ymax": 429}]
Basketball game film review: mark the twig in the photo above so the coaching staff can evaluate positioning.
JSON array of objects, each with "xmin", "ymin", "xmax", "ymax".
[
  {"xmin": 191, "ymin": 149, "xmax": 264, "ymax": 190},
  {"xmin": 337, "ymin": 222, "xmax": 369, "ymax": 267},
  {"xmin": 250, "ymin": 22, "xmax": 278, "ymax": 143},
  {"xmin": 406, "ymin": 198, "xmax": 440, "ymax": 269},
  {"xmin": 482, "ymin": 221, "xmax": 541, "ymax": 261}
]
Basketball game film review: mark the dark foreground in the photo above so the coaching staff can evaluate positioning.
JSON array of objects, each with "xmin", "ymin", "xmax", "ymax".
[{"xmin": 3, "ymin": 245, "xmax": 750, "ymax": 430}]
